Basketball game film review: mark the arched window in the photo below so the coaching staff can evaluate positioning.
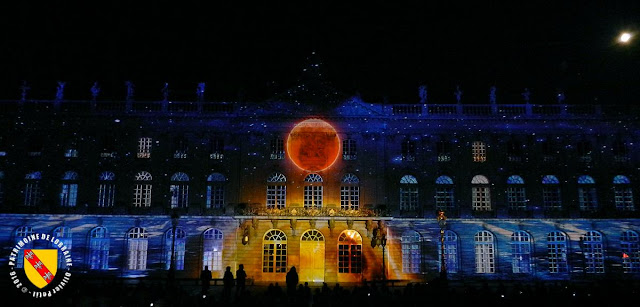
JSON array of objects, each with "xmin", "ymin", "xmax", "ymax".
[
  {"xmin": 263, "ymin": 230, "xmax": 287, "ymax": 273},
  {"xmin": 98, "ymin": 171, "xmax": 116, "ymax": 207},
  {"xmin": 203, "ymin": 228, "xmax": 223, "ymax": 271},
  {"xmin": 170, "ymin": 172, "xmax": 189, "ymax": 208},
  {"xmin": 266, "ymin": 172, "xmax": 287, "ymax": 209},
  {"xmin": 442, "ymin": 230, "xmax": 459, "ymax": 273},
  {"xmin": 506, "ymin": 175, "xmax": 527, "ymax": 211},
  {"xmin": 52, "ymin": 226, "xmax": 72, "ymax": 269},
  {"xmin": 340, "ymin": 173, "xmax": 360, "ymax": 210},
  {"xmin": 435, "ymin": 176, "xmax": 454, "ymax": 212},
  {"xmin": 471, "ymin": 175, "xmax": 491, "ymax": 211},
  {"xmin": 577, "ymin": 175, "xmax": 598, "ymax": 211},
  {"xmin": 24, "ymin": 171, "xmax": 42, "ymax": 207},
  {"xmin": 547, "ymin": 231, "xmax": 568, "ymax": 273},
  {"xmin": 14, "ymin": 226, "xmax": 34, "ymax": 268},
  {"xmin": 133, "ymin": 171, "xmax": 152, "ymax": 207},
  {"xmin": 304, "ymin": 174, "xmax": 323, "ymax": 208},
  {"xmin": 400, "ymin": 175, "xmax": 418, "ymax": 211},
  {"xmin": 621, "ymin": 230, "xmax": 640, "ymax": 273},
  {"xmin": 127, "ymin": 227, "xmax": 148, "ymax": 270},
  {"xmin": 401, "ymin": 230, "xmax": 422, "ymax": 273},
  {"xmin": 338, "ymin": 230, "xmax": 362, "ymax": 273},
  {"xmin": 472, "ymin": 141, "xmax": 487, "ymax": 162},
  {"xmin": 613, "ymin": 175, "xmax": 634, "ymax": 211},
  {"xmin": 206, "ymin": 173, "xmax": 226, "ymax": 209},
  {"xmin": 89, "ymin": 226, "xmax": 110, "ymax": 270},
  {"xmin": 474, "ymin": 231, "xmax": 495, "ymax": 273},
  {"xmin": 511, "ymin": 231, "xmax": 532, "ymax": 273},
  {"xmin": 164, "ymin": 227, "xmax": 186, "ymax": 270},
  {"xmin": 581, "ymin": 231, "xmax": 605, "ymax": 274},
  {"xmin": 60, "ymin": 171, "xmax": 79, "ymax": 207},
  {"xmin": 542, "ymin": 175, "xmax": 562, "ymax": 211}
]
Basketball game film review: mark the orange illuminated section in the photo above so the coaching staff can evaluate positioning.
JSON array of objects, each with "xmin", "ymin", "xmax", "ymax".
[{"xmin": 287, "ymin": 119, "xmax": 341, "ymax": 172}]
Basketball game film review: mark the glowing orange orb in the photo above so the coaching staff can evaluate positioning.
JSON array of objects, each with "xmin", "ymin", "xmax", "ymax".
[{"xmin": 287, "ymin": 119, "xmax": 340, "ymax": 172}]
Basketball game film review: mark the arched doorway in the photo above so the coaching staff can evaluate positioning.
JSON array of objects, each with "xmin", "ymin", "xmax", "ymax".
[{"xmin": 299, "ymin": 229, "xmax": 325, "ymax": 282}]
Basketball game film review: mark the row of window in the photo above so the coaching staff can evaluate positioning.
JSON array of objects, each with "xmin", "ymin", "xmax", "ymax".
[
  {"xmin": 6, "ymin": 170, "xmax": 634, "ymax": 212},
  {"xmin": 404, "ymin": 229, "xmax": 640, "ymax": 275},
  {"xmin": 13, "ymin": 225, "xmax": 640, "ymax": 276},
  {"xmin": 5, "ymin": 137, "xmax": 630, "ymax": 164}
]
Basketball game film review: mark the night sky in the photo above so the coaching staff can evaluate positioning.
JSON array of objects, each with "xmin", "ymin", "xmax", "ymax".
[{"xmin": 2, "ymin": 1, "xmax": 639, "ymax": 104}]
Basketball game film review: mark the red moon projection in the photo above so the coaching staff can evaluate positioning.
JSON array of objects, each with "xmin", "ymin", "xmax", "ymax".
[{"xmin": 287, "ymin": 119, "xmax": 341, "ymax": 172}]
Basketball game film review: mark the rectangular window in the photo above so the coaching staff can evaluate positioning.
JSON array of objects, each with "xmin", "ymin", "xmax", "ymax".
[
  {"xmin": 24, "ymin": 183, "xmax": 41, "ymax": 207},
  {"xmin": 137, "ymin": 137, "xmax": 152, "ymax": 158},
  {"xmin": 89, "ymin": 238, "xmax": 109, "ymax": 270},
  {"xmin": 304, "ymin": 186, "xmax": 323, "ymax": 208},
  {"xmin": 400, "ymin": 187, "xmax": 418, "ymax": 211},
  {"xmin": 98, "ymin": 184, "xmax": 116, "ymax": 207},
  {"xmin": 402, "ymin": 242, "xmax": 421, "ymax": 273},
  {"xmin": 543, "ymin": 187, "xmax": 562, "ymax": 210},
  {"xmin": 578, "ymin": 187, "xmax": 598, "ymax": 211},
  {"xmin": 210, "ymin": 137, "xmax": 224, "ymax": 160},
  {"xmin": 170, "ymin": 184, "xmax": 189, "ymax": 208},
  {"xmin": 584, "ymin": 242, "xmax": 605, "ymax": 274},
  {"xmin": 548, "ymin": 243, "xmax": 568, "ymax": 273},
  {"xmin": 206, "ymin": 185, "xmax": 224, "ymax": 209},
  {"xmin": 133, "ymin": 184, "xmax": 152, "ymax": 207},
  {"xmin": 127, "ymin": 239, "xmax": 148, "ymax": 270},
  {"xmin": 506, "ymin": 187, "xmax": 527, "ymax": 211},
  {"xmin": 511, "ymin": 243, "xmax": 531, "ymax": 273},
  {"xmin": 435, "ymin": 187, "xmax": 454, "ymax": 212},
  {"xmin": 270, "ymin": 138, "xmax": 284, "ymax": 160},
  {"xmin": 614, "ymin": 187, "xmax": 634, "ymax": 211},
  {"xmin": 262, "ymin": 243, "xmax": 287, "ymax": 273},
  {"xmin": 475, "ymin": 243, "xmax": 495, "ymax": 273},
  {"xmin": 472, "ymin": 141, "xmax": 486, "ymax": 162},
  {"xmin": 342, "ymin": 139, "xmax": 357, "ymax": 160},
  {"xmin": 472, "ymin": 187, "xmax": 491, "ymax": 211},
  {"xmin": 60, "ymin": 183, "xmax": 78, "ymax": 207},
  {"xmin": 340, "ymin": 186, "xmax": 359, "ymax": 210},
  {"xmin": 267, "ymin": 185, "xmax": 286, "ymax": 209},
  {"xmin": 437, "ymin": 141, "xmax": 451, "ymax": 162},
  {"xmin": 402, "ymin": 140, "xmax": 416, "ymax": 162}
]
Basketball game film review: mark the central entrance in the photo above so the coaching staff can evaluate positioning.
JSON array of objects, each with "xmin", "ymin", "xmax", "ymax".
[{"xmin": 299, "ymin": 229, "xmax": 325, "ymax": 283}]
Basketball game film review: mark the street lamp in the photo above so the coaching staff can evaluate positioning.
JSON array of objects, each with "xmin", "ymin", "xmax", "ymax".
[
  {"xmin": 169, "ymin": 211, "xmax": 179, "ymax": 284},
  {"xmin": 437, "ymin": 210, "xmax": 447, "ymax": 281},
  {"xmin": 372, "ymin": 225, "xmax": 387, "ymax": 280}
]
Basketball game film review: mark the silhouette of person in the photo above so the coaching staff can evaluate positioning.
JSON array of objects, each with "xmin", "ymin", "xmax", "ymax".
[
  {"xmin": 223, "ymin": 266, "xmax": 234, "ymax": 301},
  {"xmin": 200, "ymin": 265, "xmax": 212, "ymax": 295},
  {"xmin": 236, "ymin": 264, "xmax": 247, "ymax": 296},
  {"xmin": 286, "ymin": 266, "xmax": 299, "ymax": 298}
]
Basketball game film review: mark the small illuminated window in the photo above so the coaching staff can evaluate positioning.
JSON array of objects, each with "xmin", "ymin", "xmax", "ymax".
[
  {"xmin": 137, "ymin": 137, "xmax": 152, "ymax": 158},
  {"xmin": 270, "ymin": 138, "xmax": 284, "ymax": 160},
  {"xmin": 210, "ymin": 137, "xmax": 224, "ymax": 160},
  {"xmin": 402, "ymin": 140, "xmax": 416, "ymax": 162},
  {"xmin": 472, "ymin": 141, "xmax": 486, "ymax": 162},
  {"xmin": 436, "ymin": 140, "xmax": 451, "ymax": 162},
  {"xmin": 342, "ymin": 138, "xmax": 357, "ymax": 160}
]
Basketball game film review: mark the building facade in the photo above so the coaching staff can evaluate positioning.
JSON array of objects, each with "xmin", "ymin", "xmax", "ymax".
[{"xmin": 1, "ymin": 88, "xmax": 639, "ymax": 287}]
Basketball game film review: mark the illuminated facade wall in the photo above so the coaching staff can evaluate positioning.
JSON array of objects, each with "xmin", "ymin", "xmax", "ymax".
[{"xmin": 0, "ymin": 98, "xmax": 639, "ymax": 284}]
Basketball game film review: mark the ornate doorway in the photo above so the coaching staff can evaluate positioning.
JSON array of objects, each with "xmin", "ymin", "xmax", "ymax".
[{"xmin": 299, "ymin": 229, "xmax": 325, "ymax": 282}]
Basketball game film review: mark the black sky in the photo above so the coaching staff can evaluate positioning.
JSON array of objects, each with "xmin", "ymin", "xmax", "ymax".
[{"xmin": 2, "ymin": 1, "xmax": 639, "ymax": 104}]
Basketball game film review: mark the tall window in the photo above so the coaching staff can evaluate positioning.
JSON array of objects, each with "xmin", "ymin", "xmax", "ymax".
[
  {"xmin": 137, "ymin": 137, "xmax": 152, "ymax": 158},
  {"xmin": 206, "ymin": 173, "xmax": 225, "ymax": 209},
  {"xmin": 263, "ymin": 229, "xmax": 287, "ymax": 273},
  {"xmin": 511, "ymin": 231, "xmax": 532, "ymax": 273},
  {"xmin": 266, "ymin": 172, "xmax": 287, "ymax": 209},
  {"xmin": 582, "ymin": 231, "xmax": 605, "ymax": 274},
  {"xmin": 402, "ymin": 140, "xmax": 416, "ymax": 161},
  {"xmin": 210, "ymin": 137, "xmax": 224, "ymax": 160},
  {"xmin": 506, "ymin": 175, "xmax": 527, "ymax": 211},
  {"xmin": 133, "ymin": 171, "xmax": 152, "ymax": 207},
  {"xmin": 203, "ymin": 228, "xmax": 223, "ymax": 271},
  {"xmin": 541, "ymin": 138, "xmax": 557, "ymax": 162},
  {"xmin": 613, "ymin": 175, "xmax": 634, "ymax": 211},
  {"xmin": 164, "ymin": 228, "xmax": 186, "ymax": 270},
  {"xmin": 472, "ymin": 141, "xmax": 487, "ymax": 162},
  {"xmin": 338, "ymin": 230, "xmax": 362, "ymax": 273},
  {"xmin": 340, "ymin": 173, "xmax": 359, "ymax": 210},
  {"xmin": 577, "ymin": 139, "xmax": 592, "ymax": 163},
  {"xmin": 170, "ymin": 172, "xmax": 189, "ymax": 208},
  {"xmin": 621, "ymin": 230, "xmax": 640, "ymax": 273},
  {"xmin": 270, "ymin": 138, "xmax": 284, "ymax": 160},
  {"xmin": 24, "ymin": 171, "xmax": 42, "ymax": 207},
  {"xmin": 342, "ymin": 138, "xmax": 357, "ymax": 160},
  {"xmin": 98, "ymin": 171, "xmax": 116, "ymax": 207},
  {"xmin": 542, "ymin": 175, "xmax": 562, "ymax": 211},
  {"xmin": 127, "ymin": 227, "xmax": 148, "ymax": 270},
  {"xmin": 436, "ymin": 140, "xmax": 451, "ymax": 162},
  {"xmin": 173, "ymin": 137, "xmax": 188, "ymax": 159},
  {"xmin": 304, "ymin": 173, "xmax": 323, "ymax": 208},
  {"xmin": 577, "ymin": 175, "xmax": 598, "ymax": 211},
  {"xmin": 401, "ymin": 230, "xmax": 422, "ymax": 273},
  {"xmin": 89, "ymin": 226, "xmax": 110, "ymax": 270},
  {"xmin": 52, "ymin": 227, "xmax": 72, "ymax": 269},
  {"xmin": 472, "ymin": 175, "xmax": 491, "ymax": 211},
  {"xmin": 443, "ymin": 230, "xmax": 459, "ymax": 273},
  {"xmin": 60, "ymin": 171, "xmax": 78, "ymax": 207},
  {"xmin": 435, "ymin": 176, "xmax": 455, "ymax": 212},
  {"xmin": 474, "ymin": 231, "xmax": 495, "ymax": 273},
  {"xmin": 612, "ymin": 140, "xmax": 629, "ymax": 162},
  {"xmin": 14, "ymin": 226, "xmax": 34, "ymax": 268},
  {"xmin": 400, "ymin": 175, "xmax": 419, "ymax": 211},
  {"xmin": 547, "ymin": 231, "xmax": 568, "ymax": 273}
]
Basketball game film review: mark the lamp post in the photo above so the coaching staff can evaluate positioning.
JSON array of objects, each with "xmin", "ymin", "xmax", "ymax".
[
  {"xmin": 372, "ymin": 226, "xmax": 387, "ymax": 280},
  {"xmin": 169, "ymin": 211, "xmax": 179, "ymax": 285},
  {"xmin": 437, "ymin": 210, "xmax": 447, "ymax": 281}
]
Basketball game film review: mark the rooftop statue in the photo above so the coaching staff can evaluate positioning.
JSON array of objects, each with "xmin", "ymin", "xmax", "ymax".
[
  {"xmin": 454, "ymin": 85, "xmax": 462, "ymax": 103},
  {"xmin": 521, "ymin": 88, "xmax": 531, "ymax": 104},
  {"xmin": 20, "ymin": 80, "xmax": 30, "ymax": 101},
  {"xmin": 419, "ymin": 85, "xmax": 427, "ymax": 103},
  {"xmin": 56, "ymin": 81, "xmax": 66, "ymax": 101},
  {"xmin": 125, "ymin": 81, "xmax": 134, "ymax": 101},
  {"xmin": 162, "ymin": 82, "xmax": 169, "ymax": 101},
  {"xmin": 197, "ymin": 82, "xmax": 205, "ymax": 101},
  {"xmin": 489, "ymin": 86, "xmax": 497, "ymax": 104},
  {"xmin": 91, "ymin": 82, "xmax": 100, "ymax": 101}
]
